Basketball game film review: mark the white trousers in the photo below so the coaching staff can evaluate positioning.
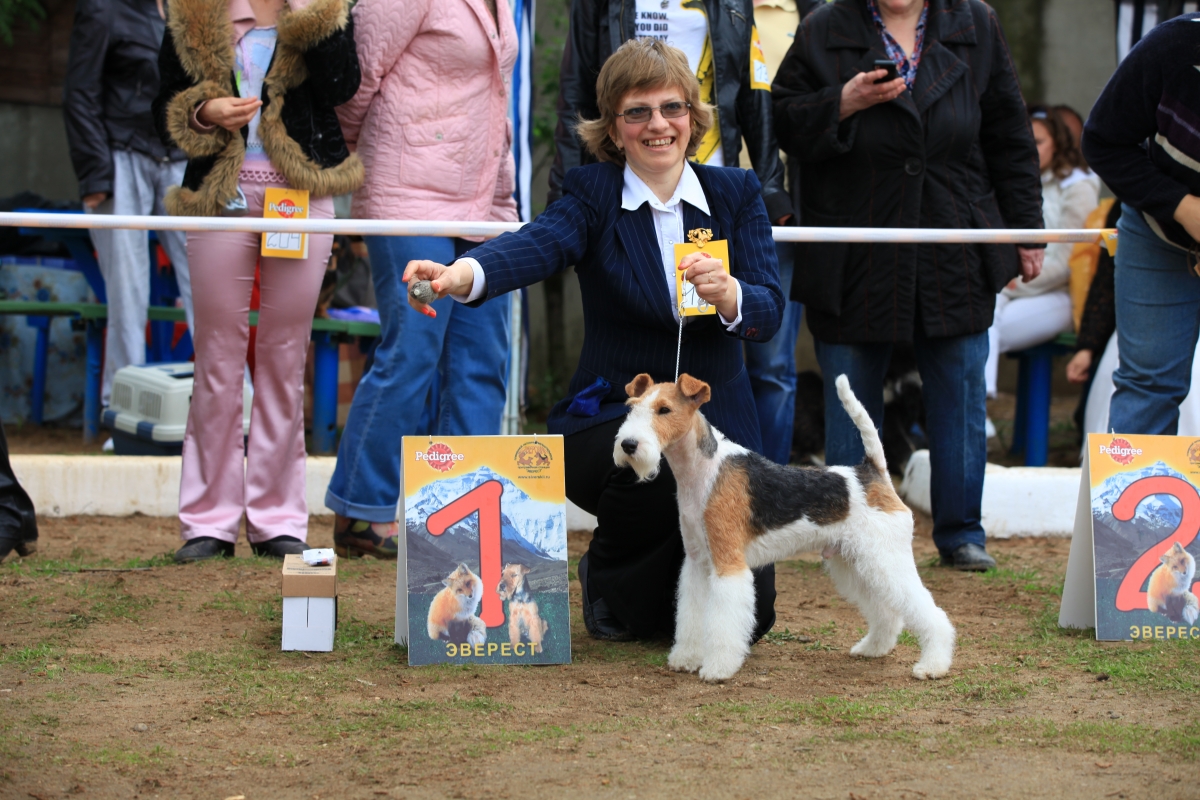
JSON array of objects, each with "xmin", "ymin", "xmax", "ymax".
[
  {"xmin": 985, "ymin": 291, "xmax": 1074, "ymax": 397},
  {"xmin": 87, "ymin": 150, "xmax": 192, "ymax": 406}
]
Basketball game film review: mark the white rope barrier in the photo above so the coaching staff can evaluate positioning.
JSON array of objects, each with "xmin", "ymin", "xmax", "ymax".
[{"xmin": 0, "ymin": 211, "xmax": 1110, "ymax": 245}]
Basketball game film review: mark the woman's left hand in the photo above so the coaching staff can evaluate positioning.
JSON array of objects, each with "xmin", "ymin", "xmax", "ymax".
[
  {"xmin": 679, "ymin": 251, "xmax": 738, "ymax": 320},
  {"xmin": 1017, "ymin": 246, "xmax": 1044, "ymax": 282}
]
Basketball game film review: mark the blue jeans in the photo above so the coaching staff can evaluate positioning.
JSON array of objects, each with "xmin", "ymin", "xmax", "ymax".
[
  {"xmin": 1109, "ymin": 205, "xmax": 1200, "ymax": 436},
  {"xmin": 325, "ymin": 235, "xmax": 511, "ymax": 522},
  {"xmin": 745, "ymin": 243, "xmax": 803, "ymax": 465},
  {"xmin": 815, "ymin": 328, "xmax": 989, "ymax": 555}
]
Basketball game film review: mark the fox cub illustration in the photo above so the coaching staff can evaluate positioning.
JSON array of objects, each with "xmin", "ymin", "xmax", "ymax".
[
  {"xmin": 427, "ymin": 563, "xmax": 486, "ymax": 645},
  {"xmin": 1147, "ymin": 542, "xmax": 1199, "ymax": 625},
  {"xmin": 497, "ymin": 563, "xmax": 548, "ymax": 653}
]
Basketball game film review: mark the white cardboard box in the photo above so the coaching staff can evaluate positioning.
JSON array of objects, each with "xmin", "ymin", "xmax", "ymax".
[
  {"xmin": 281, "ymin": 596, "xmax": 337, "ymax": 652},
  {"xmin": 280, "ymin": 554, "xmax": 337, "ymax": 652}
]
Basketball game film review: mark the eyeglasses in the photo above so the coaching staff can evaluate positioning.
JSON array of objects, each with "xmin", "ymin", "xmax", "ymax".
[{"xmin": 616, "ymin": 102, "xmax": 691, "ymax": 124}]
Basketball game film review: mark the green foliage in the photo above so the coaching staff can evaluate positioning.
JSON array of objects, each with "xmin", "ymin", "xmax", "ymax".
[{"xmin": 0, "ymin": 0, "xmax": 44, "ymax": 46}]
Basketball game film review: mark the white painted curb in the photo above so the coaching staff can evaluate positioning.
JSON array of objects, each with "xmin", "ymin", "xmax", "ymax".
[
  {"xmin": 11, "ymin": 452, "xmax": 1083, "ymax": 539},
  {"xmin": 10, "ymin": 455, "xmax": 337, "ymax": 517},
  {"xmin": 899, "ymin": 450, "xmax": 1080, "ymax": 538}
]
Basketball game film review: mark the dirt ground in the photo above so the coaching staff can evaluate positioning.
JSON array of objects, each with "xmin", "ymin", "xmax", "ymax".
[{"xmin": 1, "ymin": 513, "xmax": 1197, "ymax": 800}]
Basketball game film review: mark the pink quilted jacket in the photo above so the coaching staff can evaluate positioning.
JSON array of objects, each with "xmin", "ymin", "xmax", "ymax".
[{"xmin": 337, "ymin": 0, "xmax": 519, "ymax": 223}]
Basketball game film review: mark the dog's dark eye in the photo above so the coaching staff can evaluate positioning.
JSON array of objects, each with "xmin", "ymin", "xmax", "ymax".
[{"xmin": 657, "ymin": 406, "xmax": 671, "ymax": 415}]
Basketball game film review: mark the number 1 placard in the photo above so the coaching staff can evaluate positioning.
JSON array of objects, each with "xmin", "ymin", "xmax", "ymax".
[
  {"xmin": 1060, "ymin": 433, "xmax": 1200, "ymax": 641},
  {"xmin": 397, "ymin": 436, "xmax": 571, "ymax": 665}
]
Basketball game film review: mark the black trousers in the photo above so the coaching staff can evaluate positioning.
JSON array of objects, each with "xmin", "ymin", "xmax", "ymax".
[
  {"xmin": 0, "ymin": 423, "xmax": 37, "ymax": 547},
  {"xmin": 565, "ymin": 416, "xmax": 776, "ymax": 641}
]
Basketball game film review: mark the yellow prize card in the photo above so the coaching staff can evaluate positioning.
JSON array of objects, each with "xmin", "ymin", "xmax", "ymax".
[
  {"xmin": 673, "ymin": 228, "xmax": 730, "ymax": 317},
  {"xmin": 261, "ymin": 187, "xmax": 309, "ymax": 259}
]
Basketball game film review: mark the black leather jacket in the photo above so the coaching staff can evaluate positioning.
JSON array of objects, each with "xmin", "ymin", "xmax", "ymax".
[
  {"xmin": 63, "ymin": 0, "xmax": 185, "ymax": 199},
  {"xmin": 551, "ymin": 0, "xmax": 791, "ymax": 222}
]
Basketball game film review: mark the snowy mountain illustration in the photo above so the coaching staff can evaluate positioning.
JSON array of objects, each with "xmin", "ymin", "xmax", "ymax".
[
  {"xmin": 405, "ymin": 466, "xmax": 567, "ymax": 561},
  {"xmin": 1091, "ymin": 460, "xmax": 1189, "ymax": 529}
]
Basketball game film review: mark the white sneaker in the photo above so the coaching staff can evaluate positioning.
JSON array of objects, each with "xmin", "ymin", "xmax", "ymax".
[
  {"xmin": 101, "ymin": 437, "xmax": 114, "ymax": 453},
  {"xmin": 985, "ymin": 418, "xmax": 997, "ymax": 439}
]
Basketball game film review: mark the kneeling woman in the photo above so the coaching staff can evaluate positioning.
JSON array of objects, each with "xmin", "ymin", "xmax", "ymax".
[{"xmin": 405, "ymin": 38, "xmax": 783, "ymax": 641}]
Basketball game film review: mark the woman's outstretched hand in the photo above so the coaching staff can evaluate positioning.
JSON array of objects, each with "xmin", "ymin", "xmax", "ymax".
[
  {"xmin": 679, "ymin": 251, "xmax": 738, "ymax": 321},
  {"xmin": 839, "ymin": 70, "xmax": 906, "ymax": 121},
  {"xmin": 402, "ymin": 259, "xmax": 476, "ymax": 318}
]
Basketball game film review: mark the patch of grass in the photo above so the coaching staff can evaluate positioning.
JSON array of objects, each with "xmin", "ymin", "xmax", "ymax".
[
  {"xmin": 760, "ymin": 628, "xmax": 813, "ymax": 645},
  {"xmin": 257, "ymin": 597, "xmax": 280, "ymax": 623},
  {"xmin": 983, "ymin": 718, "xmax": 1200, "ymax": 760},
  {"xmin": 0, "ymin": 552, "xmax": 175, "ymax": 577},
  {"xmin": 897, "ymin": 631, "xmax": 919, "ymax": 647},
  {"xmin": 72, "ymin": 742, "xmax": 175, "ymax": 767},
  {"xmin": 982, "ymin": 566, "xmax": 1051, "ymax": 594},
  {"xmin": 0, "ymin": 642, "xmax": 58, "ymax": 665},
  {"xmin": 696, "ymin": 692, "xmax": 914, "ymax": 728},
  {"xmin": 201, "ymin": 589, "xmax": 253, "ymax": 616},
  {"xmin": 1021, "ymin": 601, "xmax": 1200, "ymax": 693}
]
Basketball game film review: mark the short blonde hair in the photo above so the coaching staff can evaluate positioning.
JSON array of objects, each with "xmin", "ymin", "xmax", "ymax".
[{"xmin": 575, "ymin": 38, "xmax": 714, "ymax": 166}]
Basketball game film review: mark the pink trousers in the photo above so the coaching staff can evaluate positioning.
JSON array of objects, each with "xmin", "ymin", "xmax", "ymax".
[{"xmin": 179, "ymin": 181, "xmax": 333, "ymax": 543}]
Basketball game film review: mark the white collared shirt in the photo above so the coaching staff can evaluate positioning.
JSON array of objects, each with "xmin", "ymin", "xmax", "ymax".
[
  {"xmin": 455, "ymin": 162, "xmax": 742, "ymax": 330},
  {"xmin": 619, "ymin": 162, "xmax": 740, "ymax": 327}
]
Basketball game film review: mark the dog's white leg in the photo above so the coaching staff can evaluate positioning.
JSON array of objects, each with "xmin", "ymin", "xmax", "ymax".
[
  {"xmin": 889, "ymin": 560, "xmax": 955, "ymax": 680},
  {"xmin": 698, "ymin": 568, "xmax": 756, "ymax": 682},
  {"xmin": 668, "ymin": 554, "xmax": 709, "ymax": 673},
  {"xmin": 826, "ymin": 555, "xmax": 904, "ymax": 658}
]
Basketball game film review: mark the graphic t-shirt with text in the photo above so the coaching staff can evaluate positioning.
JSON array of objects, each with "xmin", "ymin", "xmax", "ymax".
[{"xmin": 634, "ymin": 0, "xmax": 723, "ymax": 166}]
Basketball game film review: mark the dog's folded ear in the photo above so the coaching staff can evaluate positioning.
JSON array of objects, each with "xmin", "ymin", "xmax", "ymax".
[
  {"xmin": 626, "ymin": 373, "xmax": 654, "ymax": 399},
  {"xmin": 678, "ymin": 374, "xmax": 711, "ymax": 406}
]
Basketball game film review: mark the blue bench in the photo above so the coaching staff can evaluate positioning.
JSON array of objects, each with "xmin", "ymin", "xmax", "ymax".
[{"xmin": 1007, "ymin": 331, "xmax": 1077, "ymax": 467}]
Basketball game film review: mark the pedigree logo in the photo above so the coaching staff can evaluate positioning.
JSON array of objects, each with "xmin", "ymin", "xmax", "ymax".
[
  {"xmin": 268, "ymin": 199, "xmax": 305, "ymax": 218},
  {"xmin": 1099, "ymin": 437, "xmax": 1142, "ymax": 466},
  {"xmin": 415, "ymin": 442, "xmax": 465, "ymax": 473}
]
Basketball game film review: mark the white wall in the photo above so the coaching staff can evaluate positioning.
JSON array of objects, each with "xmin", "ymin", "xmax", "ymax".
[{"xmin": 1041, "ymin": 0, "xmax": 1118, "ymax": 119}]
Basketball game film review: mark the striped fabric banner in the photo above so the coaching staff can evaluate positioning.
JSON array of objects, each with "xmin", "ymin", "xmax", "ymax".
[{"xmin": 509, "ymin": 0, "xmax": 535, "ymax": 224}]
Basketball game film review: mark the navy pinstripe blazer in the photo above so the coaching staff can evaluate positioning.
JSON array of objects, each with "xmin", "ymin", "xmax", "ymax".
[{"xmin": 468, "ymin": 161, "xmax": 783, "ymax": 452}]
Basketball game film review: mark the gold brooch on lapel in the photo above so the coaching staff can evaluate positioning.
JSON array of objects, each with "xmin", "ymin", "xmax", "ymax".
[{"xmin": 687, "ymin": 228, "xmax": 713, "ymax": 247}]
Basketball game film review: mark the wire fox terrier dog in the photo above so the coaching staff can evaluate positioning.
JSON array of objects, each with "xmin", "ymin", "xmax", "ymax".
[{"xmin": 613, "ymin": 373, "xmax": 956, "ymax": 683}]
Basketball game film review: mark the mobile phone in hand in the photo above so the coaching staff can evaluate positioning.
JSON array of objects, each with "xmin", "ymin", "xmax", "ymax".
[{"xmin": 873, "ymin": 59, "xmax": 899, "ymax": 84}]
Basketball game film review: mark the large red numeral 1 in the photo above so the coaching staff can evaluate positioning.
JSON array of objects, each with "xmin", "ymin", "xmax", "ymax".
[
  {"xmin": 425, "ymin": 480, "xmax": 505, "ymax": 627},
  {"xmin": 1111, "ymin": 475, "xmax": 1200, "ymax": 611}
]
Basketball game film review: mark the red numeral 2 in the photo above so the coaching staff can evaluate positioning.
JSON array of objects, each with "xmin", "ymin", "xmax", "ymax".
[
  {"xmin": 425, "ymin": 480, "xmax": 505, "ymax": 627},
  {"xmin": 1111, "ymin": 475, "xmax": 1200, "ymax": 611}
]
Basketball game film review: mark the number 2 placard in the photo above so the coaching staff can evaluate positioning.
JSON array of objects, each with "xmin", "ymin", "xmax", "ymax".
[
  {"xmin": 1060, "ymin": 433, "xmax": 1200, "ymax": 640},
  {"xmin": 396, "ymin": 436, "xmax": 571, "ymax": 665}
]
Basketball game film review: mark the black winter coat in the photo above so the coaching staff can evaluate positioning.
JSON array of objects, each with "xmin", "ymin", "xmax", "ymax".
[
  {"xmin": 551, "ymin": 0, "xmax": 791, "ymax": 223},
  {"xmin": 151, "ymin": 0, "xmax": 362, "ymax": 216},
  {"xmin": 64, "ymin": 0, "xmax": 185, "ymax": 199},
  {"xmin": 773, "ymin": 0, "xmax": 1043, "ymax": 343}
]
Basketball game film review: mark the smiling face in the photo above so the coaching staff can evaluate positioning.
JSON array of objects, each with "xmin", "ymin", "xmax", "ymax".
[{"xmin": 608, "ymin": 85, "xmax": 692, "ymax": 182}]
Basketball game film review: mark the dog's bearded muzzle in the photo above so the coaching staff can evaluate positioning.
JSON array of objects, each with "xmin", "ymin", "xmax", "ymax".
[{"xmin": 613, "ymin": 420, "xmax": 662, "ymax": 482}]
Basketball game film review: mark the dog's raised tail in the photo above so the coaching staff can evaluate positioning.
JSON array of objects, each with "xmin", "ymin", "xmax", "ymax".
[{"xmin": 835, "ymin": 374, "xmax": 887, "ymax": 475}]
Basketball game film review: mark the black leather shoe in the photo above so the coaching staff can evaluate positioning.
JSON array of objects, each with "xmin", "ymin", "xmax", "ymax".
[
  {"xmin": 578, "ymin": 552, "xmax": 633, "ymax": 641},
  {"xmin": 0, "ymin": 531, "xmax": 35, "ymax": 562},
  {"xmin": 941, "ymin": 542, "xmax": 997, "ymax": 572},
  {"xmin": 250, "ymin": 536, "xmax": 308, "ymax": 559},
  {"xmin": 175, "ymin": 537, "xmax": 234, "ymax": 563}
]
